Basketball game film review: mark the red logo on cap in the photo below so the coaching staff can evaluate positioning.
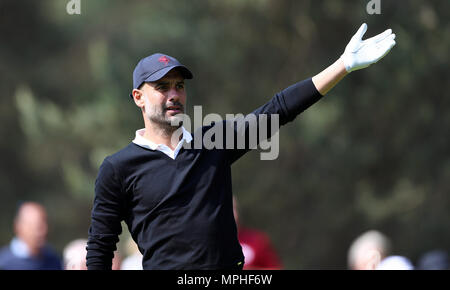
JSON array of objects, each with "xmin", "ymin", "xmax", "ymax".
[{"xmin": 158, "ymin": 56, "xmax": 170, "ymax": 66}]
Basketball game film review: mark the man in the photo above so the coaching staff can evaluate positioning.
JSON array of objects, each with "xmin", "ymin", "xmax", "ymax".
[
  {"xmin": 0, "ymin": 202, "xmax": 63, "ymax": 270},
  {"xmin": 347, "ymin": 230, "xmax": 391, "ymax": 270},
  {"xmin": 86, "ymin": 23, "xmax": 396, "ymax": 270}
]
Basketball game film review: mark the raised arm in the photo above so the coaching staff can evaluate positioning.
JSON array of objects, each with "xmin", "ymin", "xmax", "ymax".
[
  {"xmin": 312, "ymin": 23, "xmax": 396, "ymax": 95},
  {"xmin": 222, "ymin": 24, "xmax": 396, "ymax": 163}
]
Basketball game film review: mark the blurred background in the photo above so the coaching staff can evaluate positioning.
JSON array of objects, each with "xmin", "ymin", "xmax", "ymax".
[{"xmin": 0, "ymin": 0, "xmax": 449, "ymax": 269}]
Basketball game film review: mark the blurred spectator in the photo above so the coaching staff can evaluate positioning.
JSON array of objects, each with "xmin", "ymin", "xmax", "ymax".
[
  {"xmin": 120, "ymin": 236, "xmax": 143, "ymax": 270},
  {"xmin": 65, "ymin": 237, "xmax": 121, "ymax": 270},
  {"xmin": 233, "ymin": 196, "xmax": 282, "ymax": 270},
  {"xmin": 416, "ymin": 250, "xmax": 449, "ymax": 270},
  {"xmin": 0, "ymin": 202, "xmax": 63, "ymax": 270},
  {"xmin": 63, "ymin": 239, "xmax": 88, "ymax": 270},
  {"xmin": 376, "ymin": 255, "xmax": 414, "ymax": 270},
  {"xmin": 347, "ymin": 230, "xmax": 391, "ymax": 270}
]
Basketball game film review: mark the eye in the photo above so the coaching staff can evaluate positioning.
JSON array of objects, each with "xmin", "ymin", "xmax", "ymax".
[
  {"xmin": 157, "ymin": 85, "xmax": 169, "ymax": 91},
  {"xmin": 176, "ymin": 83, "xmax": 185, "ymax": 90}
]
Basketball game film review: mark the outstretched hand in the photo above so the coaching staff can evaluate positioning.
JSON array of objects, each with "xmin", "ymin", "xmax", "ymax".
[{"xmin": 341, "ymin": 23, "xmax": 396, "ymax": 73}]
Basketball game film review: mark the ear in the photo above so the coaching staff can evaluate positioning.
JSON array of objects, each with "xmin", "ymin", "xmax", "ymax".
[{"xmin": 132, "ymin": 89, "xmax": 145, "ymax": 108}]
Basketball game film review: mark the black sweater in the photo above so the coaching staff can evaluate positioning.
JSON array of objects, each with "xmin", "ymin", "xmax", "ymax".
[{"xmin": 86, "ymin": 78, "xmax": 322, "ymax": 270}]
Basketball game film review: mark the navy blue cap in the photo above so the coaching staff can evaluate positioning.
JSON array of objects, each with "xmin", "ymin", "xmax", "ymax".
[{"xmin": 130, "ymin": 53, "xmax": 193, "ymax": 98}]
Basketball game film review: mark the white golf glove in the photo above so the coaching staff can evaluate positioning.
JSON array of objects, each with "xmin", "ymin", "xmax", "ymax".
[{"xmin": 341, "ymin": 23, "xmax": 396, "ymax": 73}]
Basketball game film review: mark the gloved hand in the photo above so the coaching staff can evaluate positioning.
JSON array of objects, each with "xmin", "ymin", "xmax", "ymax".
[{"xmin": 341, "ymin": 23, "xmax": 396, "ymax": 73}]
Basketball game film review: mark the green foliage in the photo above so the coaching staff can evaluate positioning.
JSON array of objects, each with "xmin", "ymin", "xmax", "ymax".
[{"xmin": 0, "ymin": 0, "xmax": 448, "ymax": 269}]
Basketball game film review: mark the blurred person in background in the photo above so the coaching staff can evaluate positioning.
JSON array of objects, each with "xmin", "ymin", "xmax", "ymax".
[
  {"xmin": 62, "ymin": 238, "xmax": 121, "ymax": 270},
  {"xmin": 416, "ymin": 249, "xmax": 449, "ymax": 270},
  {"xmin": 0, "ymin": 202, "xmax": 63, "ymax": 270},
  {"xmin": 348, "ymin": 229, "xmax": 414, "ymax": 270},
  {"xmin": 63, "ymin": 239, "xmax": 88, "ymax": 270},
  {"xmin": 233, "ymin": 197, "xmax": 282, "ymax": 270},
  {"xmin": 347, "ymin": 230, "xmax": 391, "ymax": 270}
]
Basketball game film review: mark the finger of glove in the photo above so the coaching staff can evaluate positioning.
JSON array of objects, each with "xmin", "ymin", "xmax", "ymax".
[
  {"xmin": 374, "ymin": 39, "xmax": 396, "ymax": 62},
  {"xmin": 364, "ymin": 29, "xmax": 392, "ymax": 44},
  {"xmin": 374, "ymin": 33, "xmax": 396, "ymax": 47},
  {"xmin": 353, "ymin": 23, "xmax": 368, "ymax": 41}
]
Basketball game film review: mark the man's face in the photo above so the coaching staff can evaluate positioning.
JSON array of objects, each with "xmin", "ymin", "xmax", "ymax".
[
  {"xmin": 138, "ymin": 69, "xmax": 186, "ymax": 129},
  {"xmin": 15, "ymin": 204, "xmax": 48, "ymax": 253}
]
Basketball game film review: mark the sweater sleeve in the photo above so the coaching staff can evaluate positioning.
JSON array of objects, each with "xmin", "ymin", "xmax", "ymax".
[
  {"xmin": 276, "ymin": 77, "xmax": 323, "ymax": 125},
  {"xmin": 225, "ymin": 77, "xmax": 323, "ymax": 164},
  {"xmin": 86, "ymin": 158, "xmax": 125, "ymax": 270}
]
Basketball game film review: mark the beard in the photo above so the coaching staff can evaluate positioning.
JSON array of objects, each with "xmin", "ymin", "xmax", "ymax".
[{"xmin": 146, "ymin": 102, "xmax": 184, "ymax": 134}]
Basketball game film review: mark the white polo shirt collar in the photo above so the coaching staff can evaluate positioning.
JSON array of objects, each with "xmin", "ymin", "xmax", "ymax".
[{"xmin": 132, "ymin": 127, "xmax": 192, "ymax": 160}]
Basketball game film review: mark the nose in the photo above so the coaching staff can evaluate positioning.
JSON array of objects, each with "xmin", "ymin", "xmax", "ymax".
[{"xmin": 167, "ymin": 87, "xmax": 180, "ymax": 103}]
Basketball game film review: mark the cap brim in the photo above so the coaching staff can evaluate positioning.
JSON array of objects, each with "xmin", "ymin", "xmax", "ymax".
[
  {"xmin": 145, "ymin": 65, "xmax": 193, "ymax": 82},
  {"xmin": 129, "ymin": 65, "xmax": 193, "ymax": 99}
]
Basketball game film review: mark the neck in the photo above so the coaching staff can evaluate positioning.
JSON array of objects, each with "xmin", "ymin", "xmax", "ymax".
[
  {"xmin": 143, "ymin": 121, "xmax": 181, "ymax": 150},
  {"xmin": 27, "ymin": 245, "xmax": 41, "ymax": 256}
]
